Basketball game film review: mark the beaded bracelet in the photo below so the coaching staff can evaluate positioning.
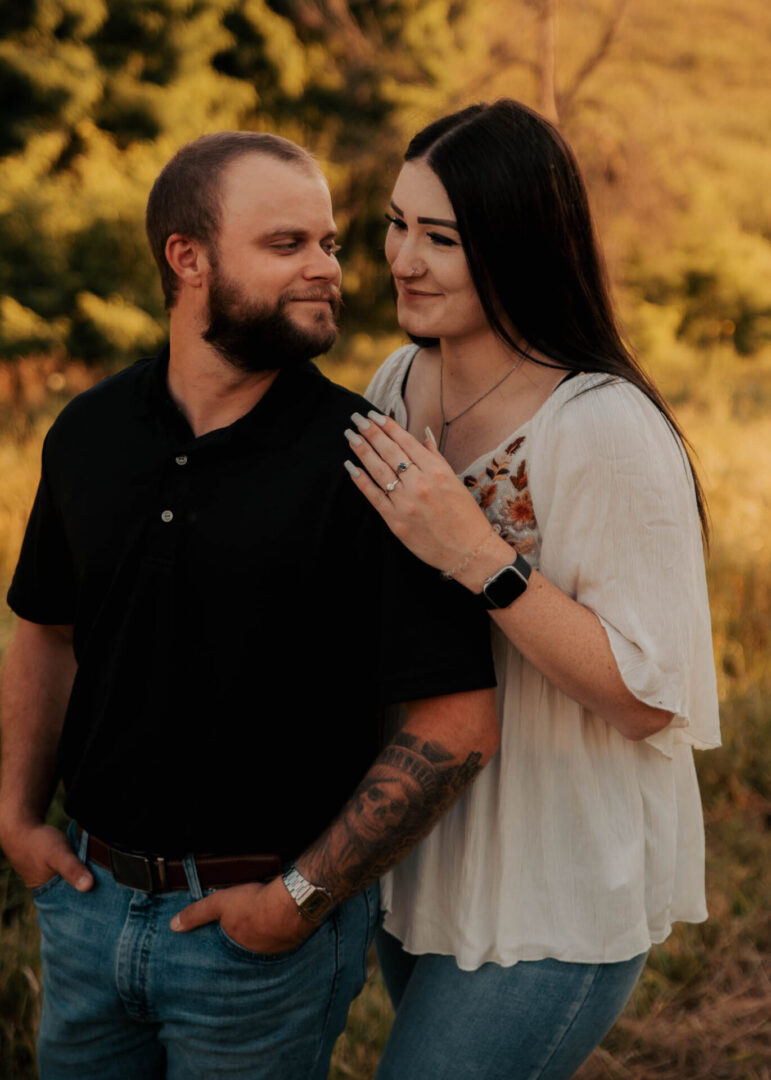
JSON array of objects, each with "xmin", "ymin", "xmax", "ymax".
[{"xmin": 440, "ymin": 525, "xmax": 502, "ymax": 581}]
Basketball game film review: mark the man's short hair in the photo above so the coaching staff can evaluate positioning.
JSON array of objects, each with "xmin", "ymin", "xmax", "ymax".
[{"xmin": 145, "ymin": 131, "xmax": 318, "ymax": 310}]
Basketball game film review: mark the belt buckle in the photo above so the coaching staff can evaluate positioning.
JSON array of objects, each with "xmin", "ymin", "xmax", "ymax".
[{"xmin": 109, "ymin": 847, "xmax": 155, "ymax": 892}]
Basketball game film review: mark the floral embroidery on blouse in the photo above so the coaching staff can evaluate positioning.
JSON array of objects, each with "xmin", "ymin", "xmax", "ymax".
[{"xmin": 462, "ymin": 435, "xmax": 537, "ymax": 556}]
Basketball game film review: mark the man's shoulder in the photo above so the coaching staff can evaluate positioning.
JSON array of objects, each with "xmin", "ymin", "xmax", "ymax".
[
  {"xmin": 49, "ymin": 356, "xmax": 155, "ymax": 441},
  {"xmin": 309, "ymin": 363, "xmax": 375, "ymax": 420}
]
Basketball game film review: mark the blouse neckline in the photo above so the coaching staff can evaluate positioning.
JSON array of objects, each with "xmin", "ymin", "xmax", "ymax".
[{"xmin": 394, "ymin": 344, "xmax": 590, "ymax": 479}]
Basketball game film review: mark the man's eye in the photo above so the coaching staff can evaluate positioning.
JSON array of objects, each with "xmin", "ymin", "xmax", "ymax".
[
  {"xmin": 273, "ymin": 241, "xmax": 299, "ymax": 252},
  {"xmin": 325, "ymin": 243, "xmax": 341, "ymax": 255},
  {"xmin": 384, "ymin": 213, "xmax": 406, "ymax": 230}
]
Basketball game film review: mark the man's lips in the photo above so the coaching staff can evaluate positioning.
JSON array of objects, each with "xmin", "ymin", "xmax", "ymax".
[
  {"xmin": 282, "ymin": 287, "xmax": 342, "ymax": 316},
  {"xmin": 284, "ymin": 288, "xmax": 341, "ymax": 304}
]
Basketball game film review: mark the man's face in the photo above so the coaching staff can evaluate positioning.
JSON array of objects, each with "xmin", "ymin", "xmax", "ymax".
[{"xmin": 202, "ymin": 154, "xmax": 343, "ymax": 371}]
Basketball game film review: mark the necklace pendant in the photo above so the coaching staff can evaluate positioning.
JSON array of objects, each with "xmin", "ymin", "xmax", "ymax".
[{"xmin": 438, "ymin": 352, "xmax": 526, "ymax": 458}]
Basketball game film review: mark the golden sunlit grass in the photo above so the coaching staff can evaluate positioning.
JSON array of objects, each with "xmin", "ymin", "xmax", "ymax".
[{"xmin": 1, "ymin": 344, "xmax": 769, "ymax": 1078}]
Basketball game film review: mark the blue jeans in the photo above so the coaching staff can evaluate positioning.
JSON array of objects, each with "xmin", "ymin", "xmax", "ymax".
[
  {"xmin": 33, "ymin": 822, "xmax": 379, "ymax": 1079},
  {"xmin": 375, "ymin": 928, "xmax": 647, "ymax": 1080}
]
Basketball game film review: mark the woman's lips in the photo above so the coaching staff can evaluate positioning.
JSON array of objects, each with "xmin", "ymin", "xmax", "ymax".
[{"xmin": 399, "ymin": 287, "xmax": 441, "ymax": 300}]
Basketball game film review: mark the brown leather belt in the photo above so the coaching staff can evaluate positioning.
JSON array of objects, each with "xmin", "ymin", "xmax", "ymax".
[{"xmin": 77, "ymin": 825, "xmax": 282, "ymax": 893}]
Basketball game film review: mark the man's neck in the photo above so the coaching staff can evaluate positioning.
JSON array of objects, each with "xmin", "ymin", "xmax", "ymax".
[{"xmin": 167, "ymin": 318, "xmax": 279, "ymax": 438}]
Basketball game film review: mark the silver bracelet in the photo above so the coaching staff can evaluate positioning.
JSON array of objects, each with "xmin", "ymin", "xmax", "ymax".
[{"xmin": 441, "ymin": 526, "xmax": 501, "ymax": 581}]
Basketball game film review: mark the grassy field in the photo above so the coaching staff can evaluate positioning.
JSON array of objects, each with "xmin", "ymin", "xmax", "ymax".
[{"xmin": 0, "ymin": 346, "xmax": 769, "ymax": 1078}]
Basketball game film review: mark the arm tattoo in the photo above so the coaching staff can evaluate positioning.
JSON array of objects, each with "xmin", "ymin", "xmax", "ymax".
[{"xmin": 297, "ymin": 731, "xmax": 484, "ymax": 903}]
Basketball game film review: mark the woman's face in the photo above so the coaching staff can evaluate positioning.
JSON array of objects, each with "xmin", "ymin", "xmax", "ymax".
[{"xmin": 385, "ymin": 158, "xmax": 489, "ymax": 343}]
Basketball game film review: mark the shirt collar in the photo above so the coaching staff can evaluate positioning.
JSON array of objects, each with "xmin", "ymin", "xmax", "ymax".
[{"xmin": 134, "ymin": 343, "xmax": 330, "ymax": 451}]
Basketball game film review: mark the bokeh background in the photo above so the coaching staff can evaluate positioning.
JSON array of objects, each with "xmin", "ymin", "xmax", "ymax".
[{"xmin": 0, "ymin": 1, "xmax": 769, "ymax": 1077}]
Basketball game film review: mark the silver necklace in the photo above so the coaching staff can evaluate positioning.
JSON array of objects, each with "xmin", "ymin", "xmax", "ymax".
[{"xmin": 439, "ymin": 353, "xmax": 525, "ymax": 453}]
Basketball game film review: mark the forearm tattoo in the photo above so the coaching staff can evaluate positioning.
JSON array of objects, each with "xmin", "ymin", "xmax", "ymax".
[{"xmin": 297, "ymin": 730, "xmax": 484, "ymax": 903}]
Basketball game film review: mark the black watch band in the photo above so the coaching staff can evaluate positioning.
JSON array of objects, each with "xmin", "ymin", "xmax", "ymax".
[{"xmin": 480, "ymin": 554, "xmax": 532, "ymax": 609}]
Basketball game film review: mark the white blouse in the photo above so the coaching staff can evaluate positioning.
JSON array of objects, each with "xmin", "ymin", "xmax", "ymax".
[{"xmin": 366, "ymin": 345, "xmax": 720, "ymax": 971}]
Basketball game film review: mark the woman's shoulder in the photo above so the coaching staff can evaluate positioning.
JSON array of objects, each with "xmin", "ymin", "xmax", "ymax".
[
  {"xmin": 364, "ymin": 343, "xmax": 420, "ymax": 407},
  {"xmin": 536, "ymin": 373, "xmax": 684, "ymax": 459}
]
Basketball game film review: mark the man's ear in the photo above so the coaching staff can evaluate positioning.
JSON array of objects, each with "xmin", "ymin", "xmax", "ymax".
[{"xmin": 165, "ymin": 234, "xmax": 209, "ymax": 291}]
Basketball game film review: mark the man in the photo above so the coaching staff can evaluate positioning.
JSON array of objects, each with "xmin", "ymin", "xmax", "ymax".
[{"xmin": 0, "ymin": 132, "xmax": 498, "ymax": 1079}]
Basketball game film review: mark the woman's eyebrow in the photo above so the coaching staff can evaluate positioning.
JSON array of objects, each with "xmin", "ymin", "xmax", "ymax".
[
  {"xmin": 417, "ymin": 216, "xmax": 459, "ymax": 230},
  {"xmin": 389, "ymin": 200, "xmax": 459, "ymax": 231}
]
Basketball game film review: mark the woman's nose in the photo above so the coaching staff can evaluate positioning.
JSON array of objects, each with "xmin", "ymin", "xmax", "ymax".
[{"xmin": 391, "ymin": 247, "xmax": 425, "ymax": 280}]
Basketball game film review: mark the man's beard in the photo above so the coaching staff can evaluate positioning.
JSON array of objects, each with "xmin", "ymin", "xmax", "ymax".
[{"xmin": 202, "ymin": 265, "xmax": 341, "ymax": 373}]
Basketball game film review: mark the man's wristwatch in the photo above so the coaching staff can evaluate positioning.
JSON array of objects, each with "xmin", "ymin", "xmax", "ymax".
[
  {"xmin": 479, "ymin": 554, "xmax": 532, "ymax": 609},
  {"xmin": 281, "ymin": 866, "xmax": 335, "ymax": 923}
]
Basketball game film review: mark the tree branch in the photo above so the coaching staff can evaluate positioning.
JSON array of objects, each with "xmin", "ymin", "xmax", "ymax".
[{"xmin": 557, "ymin": 0, "xmax": 628, "ymax": 119}]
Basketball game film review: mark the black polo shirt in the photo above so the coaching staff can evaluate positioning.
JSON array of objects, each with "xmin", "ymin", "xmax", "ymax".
[{"xmin": 8, "ymin": 350, "xmax": 495, "ymax": 857}]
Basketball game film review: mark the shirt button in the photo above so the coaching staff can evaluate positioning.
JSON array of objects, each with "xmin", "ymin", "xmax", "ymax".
[
  {"xmin": 161, "ymin": 510, "xmax": 174, "ymax": 523},
  {"xmin": 175, "ymin": 455, "xmax": 188, "ymax": 466}
]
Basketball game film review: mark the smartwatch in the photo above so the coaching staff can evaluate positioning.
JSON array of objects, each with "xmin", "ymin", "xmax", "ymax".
[
  {"xmin": 281, "ymin": 866, "xmax": 335, "ymax": 922},
  {"xmin": 480, "ymin": 554, "xmax": 532, "ymax": 609}
]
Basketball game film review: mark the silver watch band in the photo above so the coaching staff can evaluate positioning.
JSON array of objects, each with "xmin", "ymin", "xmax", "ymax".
[{"xmin": 281, "ymin": 866, "xmax": 335, "ymax": 922}]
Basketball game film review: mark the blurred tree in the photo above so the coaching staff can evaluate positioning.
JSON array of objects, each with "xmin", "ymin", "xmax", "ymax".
[
  {"xmin": 0, "ymin": 0, "xmax": 480, "ymax": 371},
  {"xmin": 454, "ymin": 0, "xmax": 771, "ymax": 366},
  {"xmin": 1, "ymin": 0, "xmax": 770, "ymax": 379}
]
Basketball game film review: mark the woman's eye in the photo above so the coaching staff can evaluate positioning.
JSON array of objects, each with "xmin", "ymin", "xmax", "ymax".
[
  {"xmin": 385, "ymin": 213, "xmax": 407, "ymax": 230},
  {"xmin": 428, "ymin": 232, "xmax": 458, "ymax": 248}
]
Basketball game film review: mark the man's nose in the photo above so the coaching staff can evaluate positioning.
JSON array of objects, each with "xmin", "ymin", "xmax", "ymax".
[{"xmin": 303, "ymin": 248, "xmax": 341, "ymax": 282}]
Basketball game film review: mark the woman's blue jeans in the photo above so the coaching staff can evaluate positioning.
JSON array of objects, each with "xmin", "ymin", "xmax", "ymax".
[
  {"xmin": 32, "ymin": 822, "xmax": 379, "ymax": 1079},
  {"xmin": 375, "ymin": 928, "xmax": 647, "ymax": 1080}
]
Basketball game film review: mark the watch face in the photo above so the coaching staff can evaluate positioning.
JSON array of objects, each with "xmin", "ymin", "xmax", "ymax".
[
  {"xmin": 484, "ymin": 563, "xmax": 529, "ymax": 609},
  {"xmin": 283, "ymin": 866, "xmax": 334, "ymax": 921},
  {"xmin": 301, "ymin": 890, "xmax": 334, "ymax": 920}
]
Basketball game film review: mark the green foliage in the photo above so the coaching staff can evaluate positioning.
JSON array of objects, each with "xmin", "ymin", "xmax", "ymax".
[
  {"xmin": 0, "ymin": 0, "xmax": 478, "ymax": 366},
  {"xmin": 2, "ymin": 0, "xmax": 769, "ymax": 370},
  {"xmin": 0, "ymin": 297, "xmax": 67, "ymax": 356}
]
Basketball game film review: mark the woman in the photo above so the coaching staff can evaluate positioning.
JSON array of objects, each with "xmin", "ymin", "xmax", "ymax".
[{"xmin": 342, "ymin": 100, "xmax": 720, "ymax": 1079}]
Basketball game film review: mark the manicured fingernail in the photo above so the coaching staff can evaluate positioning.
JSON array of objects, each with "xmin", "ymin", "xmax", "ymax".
[
  {"xmin": 171, "ymin": 916, "xmax": 182, "ymax": 931},
  {"xmin": 367, "ymin": 410, "xmax": 388, "ymax": 426},
  {"xmin": 344, "ymin": 460, "xmax": 361, "ymax": 478},
  {"xmin": 425, "ymin": 426, "xmax": 437, "ymax": 445},
  {"xmin": 344, "ymin": 428, "xmax": 362, "ymax": 446},
  {"xmin": 351, "ymin": 412, "xmax": 370, "ymax": 430}
]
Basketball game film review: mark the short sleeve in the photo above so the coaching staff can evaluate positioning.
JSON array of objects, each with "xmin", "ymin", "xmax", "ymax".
[
  {"xmin": 362, "ymin": 344, "xmax": 495, "ymax": 702},
  {"xmin": 7, "ymin": 432, "xmax": 77, "ymax": 625},
  {"xmin": 529, "ymin": 377, "xmax": 720, "ymax": 756},
  {"xmin": 377, "ymin": 525, "xmax": 497, "ymax": 704}
]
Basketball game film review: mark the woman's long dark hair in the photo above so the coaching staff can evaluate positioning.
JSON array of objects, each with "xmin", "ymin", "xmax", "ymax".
[{"xmin": 404, "ymin": 100, "xmax": 709, "ymax": 539}]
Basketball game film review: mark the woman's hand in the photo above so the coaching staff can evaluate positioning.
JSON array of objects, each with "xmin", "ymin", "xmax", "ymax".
[
  {"xmin": 344, "ymin": 413, "xmax": 673, "ymax": 741},
  {"xmin": 344, "ymin": 410, "xmax": 500, "ymax": 579}
]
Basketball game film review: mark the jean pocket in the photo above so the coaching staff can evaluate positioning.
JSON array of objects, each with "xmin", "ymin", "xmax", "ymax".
[
  {"xmin": 31, "ymin": 873, "xmax": 64, "ymax": 899},
  {"xmin": 215, "ymin": 916, "xmax": 331, "ymax": 965}
]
